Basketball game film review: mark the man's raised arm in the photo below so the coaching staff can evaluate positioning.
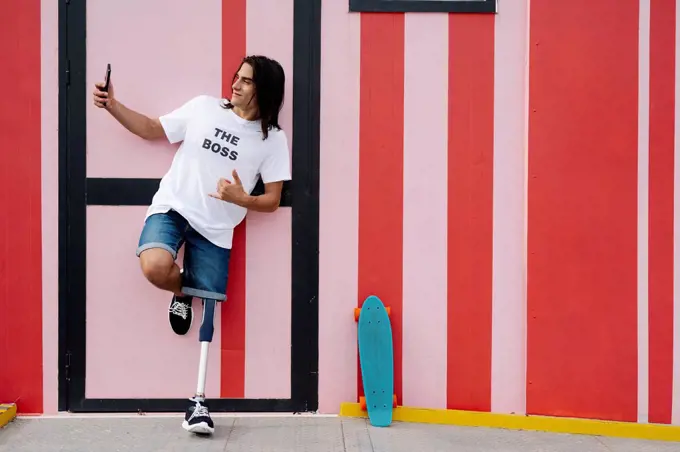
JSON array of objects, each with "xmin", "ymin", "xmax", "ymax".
[{"xmin": 93, "ymin": 81, "xmax": 166, "ymax": 141}]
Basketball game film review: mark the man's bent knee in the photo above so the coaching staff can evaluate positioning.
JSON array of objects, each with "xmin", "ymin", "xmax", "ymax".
[{"xmin": 139, "ymin": 248, "xmax": 175, "ymax": 287}]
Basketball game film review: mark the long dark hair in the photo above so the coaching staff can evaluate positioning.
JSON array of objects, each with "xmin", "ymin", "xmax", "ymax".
[{"xmin": 222, "ymin": 55, "xmax": 285, "ymax": 139}]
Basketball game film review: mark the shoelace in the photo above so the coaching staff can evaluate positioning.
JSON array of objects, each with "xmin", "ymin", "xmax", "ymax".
[
  {"xmin": 169, "ymin": 301, "xmax": 189, "ymax": 319},
  {"xmin": 190, "ymin": 403, "xmax": 210, "ymax": 420}
]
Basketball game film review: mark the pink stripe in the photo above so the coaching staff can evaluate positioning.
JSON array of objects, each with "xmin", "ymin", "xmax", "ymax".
[
  {"xmin": 85, "ymin": 207, "xmax": 222, "ymax": 398},
  {"xmin": 490, "ymin": 0, "xmax": 529, "ymax": 415},
  {"xmin": 402, "ymin": 12, "xmax": 448, "ymax": 410},
  {"xmin": 41, "ymin": 0, "xmax": 60, "ymax": 414},
  {"xmin": 243, "ymin": 0, "xmax": 294, "ymax": 398},
  {"xmin": 245, "ymin": 0, "xmax": 294, "ymax": 145},
  {"xmin": 317, "ymin": 0, "xmax": 361, "ymax": 413},
  {"xmin": 243, "ymin": 211, "xmax": 292, "ymax": 398},
  {"xmin": 638, "ymin": 0, "xmax": 650, "ymax": 423},
  {"xmin": 85, "ymin": 0, "xmax": 223, "ymax": 178}
]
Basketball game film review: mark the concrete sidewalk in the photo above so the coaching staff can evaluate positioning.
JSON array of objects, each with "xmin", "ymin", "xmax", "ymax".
[{"xmin": 0, "ymin": 415, "xmax": 678, "ymax": 451}]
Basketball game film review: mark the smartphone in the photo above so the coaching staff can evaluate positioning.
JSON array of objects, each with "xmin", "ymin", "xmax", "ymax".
[{"xmin": 102, "ymin": 64, "xmax": 111, "ymax": 92}]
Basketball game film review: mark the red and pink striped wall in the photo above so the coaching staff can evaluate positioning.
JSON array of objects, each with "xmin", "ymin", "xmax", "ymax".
[
  {"xmin": 3, "ymin": 0, "xmax": 680, "ymax": 426},
  {"xmin": 320, "ymin": 0, "xmax": 680, "ymax": 424}
]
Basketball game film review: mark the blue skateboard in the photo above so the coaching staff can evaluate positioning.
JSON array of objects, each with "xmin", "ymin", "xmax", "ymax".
[{"xmin": 355, "ymin": 295, "xmax": 396, "ymax": 427}]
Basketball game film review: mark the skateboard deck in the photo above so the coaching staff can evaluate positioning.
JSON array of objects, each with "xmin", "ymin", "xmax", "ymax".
[{"xmin": 356, "ymin": 295, "xmax": 395, "ymax": 427}]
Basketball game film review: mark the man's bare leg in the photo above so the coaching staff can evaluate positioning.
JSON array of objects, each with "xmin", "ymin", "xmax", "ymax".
[
  {"xmin": 139, "ymin": 248, "xmax": 183, "ymax": 296},
  {"xmin": 139, "ymin": 247, "xmax": 194, "ymax": 335}
]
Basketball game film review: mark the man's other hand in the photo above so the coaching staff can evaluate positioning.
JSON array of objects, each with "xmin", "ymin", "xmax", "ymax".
[{"xmin": 209, "ymin": 170, "xmax": 247, "ymax": 204}]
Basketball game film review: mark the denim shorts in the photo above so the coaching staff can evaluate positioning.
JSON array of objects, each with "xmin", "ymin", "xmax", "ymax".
[{"xmin": 136, "ymin": 209, "xmax": 230, "ymax": 301}]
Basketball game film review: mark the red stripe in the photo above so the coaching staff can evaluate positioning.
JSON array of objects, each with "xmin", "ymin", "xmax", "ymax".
[
  {"xmin": 357, "ymin": 12, "xmax": 404, "ymax": 404},
  {"xmin": 220, "ymin": 0, "xmax": 246, "ymax": 398},
  {"xmin": 526, "ymin": 0, "xmax": 638, "ymax": 421},
  {"xmin": 221, "ymin": 226, "xmax": 246, "ymax": 397},
  {"xmin": 0, "ymin": 0, "xmax": 43, "ymax": 413},
  {"xmin": 446, "ymin": 13, "xmax": 495, "ymax": 412},
  {"xmin": 648, "ymin": 0, "xmax": 675, "ymax": 425}
]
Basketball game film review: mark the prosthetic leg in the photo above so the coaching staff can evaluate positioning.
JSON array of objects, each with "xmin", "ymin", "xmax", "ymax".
[
  {"xmin": 182, "ymin": 298, "xmax": 217, "ymax": 435},
  {"xmin": 195, "ymin": 298, "xmax": 216, "ymax": 398}
]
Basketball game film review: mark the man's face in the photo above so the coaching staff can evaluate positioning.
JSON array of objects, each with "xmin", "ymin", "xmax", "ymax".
[{"xmin": 231, "ymin": 63, "xmax": 256, "ymax": 110}]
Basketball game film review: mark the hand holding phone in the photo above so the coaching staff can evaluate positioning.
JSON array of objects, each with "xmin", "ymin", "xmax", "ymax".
[
  {"xmin": 102, "ymin": 63, "xmax": 111, "ymax": 92},
  {"xmin": 93, "ymin": 64, "xmax": 113, "ymax": 110}
]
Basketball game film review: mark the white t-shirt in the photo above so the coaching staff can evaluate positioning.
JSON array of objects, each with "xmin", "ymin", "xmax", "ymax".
[{"xmin": 146, "ymin": 94, "xmax": 291, "ymax": 249}]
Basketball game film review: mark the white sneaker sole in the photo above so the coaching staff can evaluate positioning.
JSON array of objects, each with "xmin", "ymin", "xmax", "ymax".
[{"xmin": 182, "ymin": 420, "xmax": 214, "ymax": 434}]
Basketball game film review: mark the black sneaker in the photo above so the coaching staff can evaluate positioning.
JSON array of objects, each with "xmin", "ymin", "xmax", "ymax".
[
  {"xmin": 182, "ymin": 398, "xmax": 214, "ymax": 434},
  {"xmin": 168, "ymin": 294, "xmax": 193, "ymax": 335}
]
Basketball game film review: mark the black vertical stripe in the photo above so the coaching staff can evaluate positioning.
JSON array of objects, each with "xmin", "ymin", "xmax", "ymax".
[{"xmin": 290, "ymin": 0, "xmax": 321, "ymax": 412}]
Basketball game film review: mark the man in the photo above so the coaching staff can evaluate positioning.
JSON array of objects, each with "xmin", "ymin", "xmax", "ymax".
[{"xmin": 92, "ymin": 55, "xmax": 291, "ymax": 434}]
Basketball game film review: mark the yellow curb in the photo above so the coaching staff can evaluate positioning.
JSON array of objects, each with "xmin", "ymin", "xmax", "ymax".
[
  {"xmin": 339, "ymin": 402, "xmax": 680, "ymax": 442},
  {"xmin": 0, "ymin": 404, "xmax": 17, "ymax": 429}
]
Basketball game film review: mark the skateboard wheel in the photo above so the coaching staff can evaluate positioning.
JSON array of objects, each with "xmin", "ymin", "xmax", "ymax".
[
  {"xmin": 359, "ymin": 396, "xmax": 367, "ymax": 411},
  {"xmin": 386, "ymin": 306, "xmax": 391, "ymax": 317},
  {"xmin": 393, "ymin": 394, "xmax": 397, "ymax": 408}
]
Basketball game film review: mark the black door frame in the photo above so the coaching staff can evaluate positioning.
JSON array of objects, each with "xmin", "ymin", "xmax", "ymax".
[{"xmin": 58, "ymin": 0, "xmax": 320, "ymax": 413}]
